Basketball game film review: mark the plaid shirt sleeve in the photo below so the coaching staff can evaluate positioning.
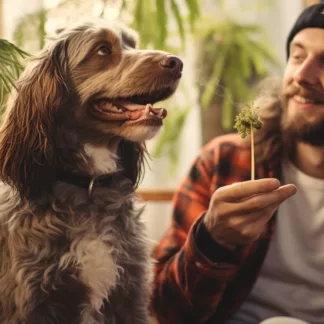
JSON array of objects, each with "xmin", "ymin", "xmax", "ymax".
[{"xmin": 151, "ymin": 136, "xmax": 249, "ymax": 323}]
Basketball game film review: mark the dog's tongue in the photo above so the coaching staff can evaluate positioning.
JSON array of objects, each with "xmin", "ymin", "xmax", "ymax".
[{"xmin": 115, "ymin": 101, "xmax": 167, "ymax": 120}]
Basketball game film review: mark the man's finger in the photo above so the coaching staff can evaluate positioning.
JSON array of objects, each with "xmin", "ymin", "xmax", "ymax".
[
  {"xmin": 214, "ymin": 178, "xmax": 281, "ymax": 202},
  {"xmin": 225, "ymin": 184, "xmax": 297, "ymax": 214}
]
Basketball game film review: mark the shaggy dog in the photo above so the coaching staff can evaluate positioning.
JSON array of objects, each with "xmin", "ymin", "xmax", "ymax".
[{"xmin": 0, "ymin": 21, "xmax": 182, "ymax": 324}]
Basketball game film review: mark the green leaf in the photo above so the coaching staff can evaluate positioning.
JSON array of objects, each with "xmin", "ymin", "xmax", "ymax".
[
  {"xmin": 156, "ymin": 0, "xmax": 167, "ymax": 48},
  {"xmin": 237, "ymin": 44, "xmax": 252, "ymax": 80},
  {"xmin": 184, "ymin": 0, "xmax": 200, "ymax": 31},
  {"xmin": 170, "ymin": 0, "xmax": 185, "ymax": 48},
  {"xmin": 121, "ymin": 0, "xmax": 128, "ymax": 10},
  {"xmin": 0, "ymin": 39, "xmax": 29, "ymax": 106},
  {"xmin": 246, "ymin": 47, "xmax": 267, "ymax": 76},
  {"xmin": 201, "ymin": 39, "xmax": 231, "ymax": 108},
  {"xmin": 38, "ymin": 10, "xmax": 47, "ymax": 49},
  {"xmin": 153, "ymin": 106, "xmax": 190, "ymax": 173},
  {"xmin": 0, "ymin": 75, "xmax": 12, "ymax": 92},
  {"xmin": 221, "ymin": 87, "xmax": 234, "ymax": 130},
  {"xmin": 249, "ymin": 39, "xmax": 281, "ymax": 69},
  {"xmin": 134, "ymin": 0, "xmax": 144, "ymax": 31},
  {"xmin": 222, "ymin": 54, "xmax": 249, "ymax": 103}
]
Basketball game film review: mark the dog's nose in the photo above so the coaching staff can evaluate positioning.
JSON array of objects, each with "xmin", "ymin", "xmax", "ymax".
[{"xmin": 160, "ymin": 55, "xmax": 183, "ymax": 77}]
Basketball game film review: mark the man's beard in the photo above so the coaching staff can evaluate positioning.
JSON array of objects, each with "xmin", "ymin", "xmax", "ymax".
[{"xmin": 282, "ymin": 84, "xmax": 324, "ymax": 146}]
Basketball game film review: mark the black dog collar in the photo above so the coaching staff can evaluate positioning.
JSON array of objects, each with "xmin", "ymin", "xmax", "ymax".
[{"xmin": 56, "ymin": 170, "xmax": 124, "ymax": 195}]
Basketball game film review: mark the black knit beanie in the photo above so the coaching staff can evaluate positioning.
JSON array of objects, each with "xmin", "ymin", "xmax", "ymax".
[{"xmin": 286, "ymin": 2, "xmax": 324, "ymax": 59}]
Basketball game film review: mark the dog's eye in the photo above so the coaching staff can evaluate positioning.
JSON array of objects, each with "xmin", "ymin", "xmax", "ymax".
[{"xmin": 97, "ymin": 46, "xmax": 111, "ymax": 56}]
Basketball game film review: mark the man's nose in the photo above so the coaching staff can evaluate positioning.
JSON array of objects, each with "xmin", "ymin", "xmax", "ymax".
[{"xmin": 293, "ymin": 58, "xmax": 318, "ymax": 87}]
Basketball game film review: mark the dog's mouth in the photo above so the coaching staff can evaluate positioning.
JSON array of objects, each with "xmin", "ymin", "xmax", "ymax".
[{"xmin": 90, "ymin": 89, "xmax": 174, "ymax": 123}]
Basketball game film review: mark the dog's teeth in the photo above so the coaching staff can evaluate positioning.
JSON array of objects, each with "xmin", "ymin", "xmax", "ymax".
[
  {"xmin": 102, "ymin": 103, "xmax": 122, "ymax": 113},
  {"xmin": 94, "ymin": 104, "xmax": 102, "ymax": 111}
]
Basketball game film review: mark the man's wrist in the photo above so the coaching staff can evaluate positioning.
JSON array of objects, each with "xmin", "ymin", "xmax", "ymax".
[
  {"xmin": 203, "ymin": 214, "xmax": 236, "ymax": 250},
  {"xmin": 194, "ymin": 216, "xmax": 240, "ymax": 264}
]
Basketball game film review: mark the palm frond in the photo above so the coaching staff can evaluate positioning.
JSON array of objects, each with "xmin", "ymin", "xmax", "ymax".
[{"xmin": 0, "ymin": 40, "xmax": 29, "ymax": 108}]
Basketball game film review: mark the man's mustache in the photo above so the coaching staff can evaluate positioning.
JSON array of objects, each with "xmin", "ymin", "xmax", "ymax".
[{"xmin": 283, "ymin": 84, "xmax": 324, "ymax": 103}]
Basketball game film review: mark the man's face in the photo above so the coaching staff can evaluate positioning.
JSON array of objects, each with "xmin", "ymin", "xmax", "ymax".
[{"xmin": 282, "ymin": 28, "xmax": 324, "ymax": 146}]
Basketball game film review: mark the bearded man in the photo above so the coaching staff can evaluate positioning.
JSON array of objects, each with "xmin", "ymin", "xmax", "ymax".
[{"xmin": 151, "ymin": 3, "xmax": 324, "ymax": 324}]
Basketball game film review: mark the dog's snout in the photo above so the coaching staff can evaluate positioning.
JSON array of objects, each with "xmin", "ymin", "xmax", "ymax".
[{"xmin": 160, "ymin": 55, "xmax": 183, "ymax": 77}]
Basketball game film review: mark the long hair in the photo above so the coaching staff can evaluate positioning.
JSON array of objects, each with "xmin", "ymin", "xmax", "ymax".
[{"xmin": 0, "ymin": 41, "xmax": 70, "ymax": 200}]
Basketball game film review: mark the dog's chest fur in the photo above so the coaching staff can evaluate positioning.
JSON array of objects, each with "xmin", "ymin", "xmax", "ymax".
[{"xmin": 57, "ymin": 182, "xmax": 152, "ymax": 323}]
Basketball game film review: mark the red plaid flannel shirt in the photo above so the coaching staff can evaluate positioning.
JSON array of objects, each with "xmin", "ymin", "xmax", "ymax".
[{"xmin": 151, "ymin": 133, "xmax": 281, "ymax": 324}]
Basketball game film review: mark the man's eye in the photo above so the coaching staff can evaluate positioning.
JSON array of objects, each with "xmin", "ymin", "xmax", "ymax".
[
  {"xmin": 290, "ymin": 54, "xmax": 304, "ymax": 63},
  {"xmin": 97, "ymin": 46, "xmax": 111, "ymax": 56}
]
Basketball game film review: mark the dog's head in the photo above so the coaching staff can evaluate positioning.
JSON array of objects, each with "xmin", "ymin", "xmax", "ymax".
[
  {"xmin": 57, "ymin": 21, "xmax": 182, "ymax": 141},
  {"xmin": 0, "ymin": 21, "xmax": 182, "ymax": 200}
]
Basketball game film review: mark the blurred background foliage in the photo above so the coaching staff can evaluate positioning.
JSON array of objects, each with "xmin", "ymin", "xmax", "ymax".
[{"xmin": 196, "ymin": 0, "xmax": 280, "ymax": 144}]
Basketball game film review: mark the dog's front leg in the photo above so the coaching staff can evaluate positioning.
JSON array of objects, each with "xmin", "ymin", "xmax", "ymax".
[
  {"xmin": 25, "ymin": 272, "xmax": 88, "ymax": 324},
  {"xmin": 5, "ymin": 229, "xmax": 89, "ymax": 323},
  {"xmin": 121, "ymin": 282, "xmax": 152, "ymax": 323},
  {"xmin": 129, "ymin": 303, "xmax": 152, "ymax": 324}
]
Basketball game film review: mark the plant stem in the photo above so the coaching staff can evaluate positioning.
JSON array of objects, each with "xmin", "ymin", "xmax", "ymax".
[{"xmin": 250, "ymin": 124, "xmax": 255, "ymax": 180}]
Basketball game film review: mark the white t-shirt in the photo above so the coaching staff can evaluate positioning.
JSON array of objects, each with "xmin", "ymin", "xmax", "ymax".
[{"xmin": 229, "ymin": 161, "xmax": 324, "ymax": 324}]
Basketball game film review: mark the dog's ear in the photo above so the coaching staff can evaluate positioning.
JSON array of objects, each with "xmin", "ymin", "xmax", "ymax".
[{"xmin": 0, "ymin": 40, "xmax": 69, "ymax": 200}]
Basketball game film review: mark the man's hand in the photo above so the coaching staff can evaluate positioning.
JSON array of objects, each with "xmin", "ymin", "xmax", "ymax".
[{"xmin": 203, "ymin": 178, "xmax": 297, "ymax": 249}]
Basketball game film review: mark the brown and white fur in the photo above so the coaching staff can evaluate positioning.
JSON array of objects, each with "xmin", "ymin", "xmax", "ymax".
[{"xmin": 0, "ymin": 21, "xmax": 182, "ymax": 324}]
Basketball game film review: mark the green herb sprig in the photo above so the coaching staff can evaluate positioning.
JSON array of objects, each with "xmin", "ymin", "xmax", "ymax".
[{"xmin": 234, "ymin": 104, "xmax": 262, "ymax": 180}]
